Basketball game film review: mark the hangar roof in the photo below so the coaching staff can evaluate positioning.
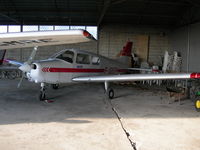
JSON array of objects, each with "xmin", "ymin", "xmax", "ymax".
[{"xmin": 0, "ymin": 0, "xmax": 200, "ymax": 28}]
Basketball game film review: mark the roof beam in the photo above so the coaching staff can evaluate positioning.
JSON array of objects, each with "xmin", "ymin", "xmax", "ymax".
[
  {"xmin": 108, "ymin": 12, "xmax": 178, "ymax": 18},
  {"xmin": 0, "ymin": 13, "xmax": 20, "ymax": 24},
  {"xmin": 184, "ymin": 0, "xmax": 200, "ymax": 7},
  {"xmin": 111, "ymin": 0, "xmax": 187, "ymax": 6},
  {"xmin": 97, "ymin": 0, "xmax": 111, "ymax": 26},
  {"xmin": 111, "ymin": 0, "xmax": 127, "ymax": 5},
  {"xmin": 8, "ymin": 0, "xmax": 22, "ymax": 24},
  {"xmin": 130, "ymin": 0, "xmax": 189, "ymax": 6},
  {"xmin": 0, "ymin": 9, "xmax": 97, "ymax": 14}
]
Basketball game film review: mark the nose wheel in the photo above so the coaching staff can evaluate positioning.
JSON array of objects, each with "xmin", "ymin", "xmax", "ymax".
[{"xmin": 39, "ymin": 83, "xmax": 46, "ymax": 101}]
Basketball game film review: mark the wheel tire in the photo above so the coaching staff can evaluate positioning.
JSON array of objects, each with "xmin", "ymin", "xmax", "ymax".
[
  {"xmin": 195, "ymin": 98, "xmax": 200, "ymax": 112},
  {"xmin": 107, "ymin": 88, "xmax": 114, "ymax": 99},
  {"xmin": 39, "ymin": 91, "xmax": 46, "ymax": 101},
  {"xmin": 52, "ymin": 84, "xmax": 59, "ymax": 90}
]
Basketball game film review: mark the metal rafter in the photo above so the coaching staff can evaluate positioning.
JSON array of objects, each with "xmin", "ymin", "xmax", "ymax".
[
  {"xmin": 8, "ymin": 0, "xmax": 22, "ymax": 23},
  {"xmin": 176, "ymin": 4, "xmax": 200, "ymax": 27},
  {"xmin": 138, "ymin": 0, "xmax": 150, "ymax": 24},
  {"xmin": 0, "ymin": 0, "xmax": 20, "ymax": 24},
  {"xmin": 111, "ymin": 0, "xmax": 127, "ymax": 5},
  {"xmin": 184, "ymin": 0, "xmax": 200, "ymax": 7},
  {"xmin": 54, "ymin": 0, "xmax": 62, "ymax": 23},
  {"xmin": 0, "ymin": 13, "xmax": 20, "ymax": 24},
  {"xmin": 107, "ymin": 12, "xmax": 178, "ymax": 18},
  {"xmin": 97, "ymin": 0, "xmax": 111, "ymax": 26},
  {"xmin": 129, "ymin": 0, "xmax": 190, "ymax": 6}
]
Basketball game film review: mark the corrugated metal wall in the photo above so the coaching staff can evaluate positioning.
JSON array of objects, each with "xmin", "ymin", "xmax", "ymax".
[{"xmin": 170, "ymin": 22, "xmax": 200, "ymax": 72}]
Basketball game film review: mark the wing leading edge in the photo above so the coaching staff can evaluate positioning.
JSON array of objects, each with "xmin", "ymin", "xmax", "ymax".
[
  {"xmin": 0, "ymin": 30, "xmax": 95, "ymax": 50},
  {"xmin": 72, "ymin": 73, "xmax": 200, "ymax": 82}
]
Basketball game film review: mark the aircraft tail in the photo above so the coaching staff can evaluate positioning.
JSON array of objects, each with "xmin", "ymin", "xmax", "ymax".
[
  {"xmin": 0, "ymin": 50, "xmax": 6, "ymax": 65},
  {"xmin": 116, "ymin": 41, "xmax": 133, "ymax": 67},
  {"xmin": 120, "ymin": 41, "xmax": 133, "ymax": 57},
  {"xmin": 0, "ymin": 50, "xmax": 23, "ymax": 66}
]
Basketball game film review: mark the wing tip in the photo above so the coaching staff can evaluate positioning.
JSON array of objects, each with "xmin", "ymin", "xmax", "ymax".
[
  {"xmin": 190, "ymin": 73, "xmax": 200, "ymax": 79},
  {"xmin": 83, "ymin": 30, "xmax": 97, "ymax": 41}
]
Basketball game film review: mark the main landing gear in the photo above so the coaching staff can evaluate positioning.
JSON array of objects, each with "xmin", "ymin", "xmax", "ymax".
[
  {"xmin": 39, "ymin": 83, "xmax": 46, "ymax": 101},
  {"xmin": 51, "ymin": 84, "xmax": 59, "ymax": 90},
  {"xmin": 104, "ymin": 81, "xmax": 114, "ymax": 99}
]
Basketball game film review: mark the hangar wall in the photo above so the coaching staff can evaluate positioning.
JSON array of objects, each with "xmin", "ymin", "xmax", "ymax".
[
  {"xmin": 169, "ymin": 22, "xmax": 200, "ymax": 72},
  {"xmin": 98, "ymin": 25, "xmax": 169, "ymax": 67},
  {"xmin": 5, "ymin": 24, "xmax": 170, "ymax": 66}
]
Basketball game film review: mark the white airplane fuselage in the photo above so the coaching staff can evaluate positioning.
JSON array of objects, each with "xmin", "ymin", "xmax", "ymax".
[{"xmin": 27, "ymin": 49, "xmax": 128, "ymax": 84}]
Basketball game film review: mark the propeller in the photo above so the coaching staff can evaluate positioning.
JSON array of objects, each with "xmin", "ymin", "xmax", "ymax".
[
  {"xmin": 17, "ymin": 73, "xmax": 25, "ymax": 88},
  {"xmin": 17, "ymin": 46, "xmax": 38, "ymax": 88}
]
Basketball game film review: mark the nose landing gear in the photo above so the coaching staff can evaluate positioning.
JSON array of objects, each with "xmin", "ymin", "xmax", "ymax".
[{"xmin": 39, "ymin": 83, "xmax": 46, "ymax": 101}]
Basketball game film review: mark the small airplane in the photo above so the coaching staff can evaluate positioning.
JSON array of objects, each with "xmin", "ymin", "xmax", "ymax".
[{"xmin": 1, "ymin": 29, "xmax": 200, "ymax": 111}]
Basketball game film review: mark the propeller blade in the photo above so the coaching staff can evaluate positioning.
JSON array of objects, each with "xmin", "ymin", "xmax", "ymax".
[
  {"xmin": 17, "ymin": 74, "xmax": 24, "ymax": 88},
  {"xmin": 16, "ymin": 46, "xmax": 38, "ymax": 88},
  {"xmin": 18, "ymin": 46, "xmax": 38, "ymax": 74},
  {"xmin": 27, "ymin": 46, "xmax": 38, "ymax": 65}
]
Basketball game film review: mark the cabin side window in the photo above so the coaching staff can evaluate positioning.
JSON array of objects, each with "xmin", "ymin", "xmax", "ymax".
[
  {"xmin": 76, "ymin": 53, "xmax": 90, "ymax": 64},
  {"xmin": 92, "ymin": 56, "xmax": 100, "ymax": 65},
  {"xmin": 57, "ymin": 51, "xmax": 74, "ymax": 63}
]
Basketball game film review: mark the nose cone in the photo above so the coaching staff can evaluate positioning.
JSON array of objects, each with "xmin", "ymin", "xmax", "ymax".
[
  {"xmin": 19, "ymin": 63, "xmax": 32, "ymax": 73},
  {"xmin": 29, "ymin": 63, "xmax": 44, "ymax": 83}
]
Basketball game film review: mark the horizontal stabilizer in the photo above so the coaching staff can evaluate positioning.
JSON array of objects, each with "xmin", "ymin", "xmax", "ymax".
[
  {"xmin": 4, "ymin": 59, "xmax": 23, "ymax": 66},
  {"xmin": 0, "ymin": 30, "xmax": 95, "ymax": 50}
]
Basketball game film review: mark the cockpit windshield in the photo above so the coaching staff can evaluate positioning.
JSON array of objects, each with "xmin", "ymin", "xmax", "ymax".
[{"xmin": 56, "ymin": 50, "xmax": 74, "ymax": 63}]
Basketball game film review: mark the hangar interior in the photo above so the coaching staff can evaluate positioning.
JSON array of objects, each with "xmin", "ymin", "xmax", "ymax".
[
  {"xmin": 1, "ymin": 0, "xmax": 200, "ymax": 72},
  {"xmin": 0, "ymin": 1, "xmax": 200, "ymax": 150}
]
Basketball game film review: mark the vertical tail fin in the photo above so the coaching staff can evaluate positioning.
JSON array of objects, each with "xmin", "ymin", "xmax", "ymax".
[
  {"xmin": 120, "ymin": 41, "xmax": 133, "ymax": 56},
  {"xmin": 117, "ymin": 41, "xmax": 133, "ymax": 67},
  {"xmin": 0, "ymin": 50, "xmax": 6, "ymax": 65}
]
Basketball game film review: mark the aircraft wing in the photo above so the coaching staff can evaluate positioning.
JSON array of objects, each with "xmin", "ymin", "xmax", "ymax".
[
  {"xmin": 72, "ymin": 73, "xmax": 200, "ymax": 82},
  {"xmin": 0, "ymin": 30, "xmax": 95, "ymax": 50}
]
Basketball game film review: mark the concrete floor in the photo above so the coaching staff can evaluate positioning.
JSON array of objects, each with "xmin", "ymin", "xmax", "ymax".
[{"xmin": 0, "ymin": 79, "xmax": 200, "ymax": 150}]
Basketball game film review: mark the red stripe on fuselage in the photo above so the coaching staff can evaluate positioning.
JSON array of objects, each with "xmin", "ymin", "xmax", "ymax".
[{"xmin": 42, "ymin": 68, "xmax": 105, "ymax": 73}]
